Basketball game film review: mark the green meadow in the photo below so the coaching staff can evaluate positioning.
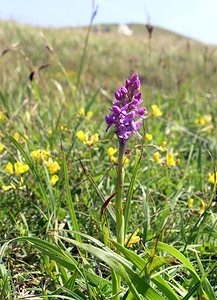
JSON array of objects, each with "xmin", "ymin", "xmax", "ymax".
[{"xmin": 0, "ymin": 21, "xmax": 217, "ymax": 299}]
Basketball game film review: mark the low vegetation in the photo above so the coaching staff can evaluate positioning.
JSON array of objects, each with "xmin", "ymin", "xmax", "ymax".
[{"xmin": 0, "ymin": 20, "xmax": 217, "ymax": 299}]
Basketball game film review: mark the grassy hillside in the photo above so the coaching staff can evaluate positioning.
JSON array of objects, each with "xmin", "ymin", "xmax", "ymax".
[
  {"xmin": 1, "ymin": 21, "xmax": 216, "ymax": 92},
  {"xmin": 0, "ymin": 21, "xmax": 217, "ymax": 299}
]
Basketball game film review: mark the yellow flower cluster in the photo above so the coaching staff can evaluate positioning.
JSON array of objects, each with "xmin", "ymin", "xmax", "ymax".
[
  {"xmin": 166, "ymin": 153, "xmax": 176, "ymax": 167},
  {"xmin": 151, "ymin": 104, "xmax": 163, "ymax": 117},
  {"xmin": 31, "ymin": 149, "xmax": 50, "ymax": 161},
  {"xmin": 13, "ymin": 132, "xmax": 29, "ymax": 143},
  {"xmin": 195, "ymin": 114, "xmax": 213, "ymax": 132},
  {"xmin": 152, "ymin": 151, "xmax": 178, "ymax": 167},
  {"xmin": 50, "ymin": 174, "xmax": 59, "ymax": 186},
  {"xmin": 150, "ymin": 140, "xmax": 168, "ymax": 164},
  {"xmin": 2, "ymin": 177, "xmax": 25, "ymax": 192},
  {"xmin": 45, "ymin": 158, "xmax": 60, "ymax": 175},
  {"xmin": 76, "ymin": 130, "xmax": 99, "ymax": 146},
  {"xmin": 5, "ymin": 161, "xmax": 29, "ymax": 175},
  {"xmin": 78, "ymin": 108, "xmax": 93, "ymax": 120},
  {"xmin": 107, "ymin": 146, "xmax": 129, "ymax": 165},
  {"xmin": 0, "ymin": 111, "xmax": 6, "ymax": 122},
  {"xmin": 159, "ymin": 141, "xmax": 167, "ymax": 152},
  {"xmin": 125, "ymin": 229, "xmax": 140, "ymax": 247},
  {"xmin": 195, "ymin": 114, "xmax": 212, "ymax": 126},
  {"xmin": 31, "ymin": 149, "xmax": 60, "ymax": 186},
  {"xmin": 208, "ymin": 172, "xmax": 217, "ymax": 184},
  {"xmin": 0, "ymin": 143, "xmax": 4, "ymax": 153},
  {"xmin": 152, "ymin": 151, "xmax": 161, "ymax": 163},
  {"xmin": 107, "ymin": 147, "xmax": 117, "ymax": 163},
  {"xmin": 145, "ymin": 133, "xmax": 153, "ymax": 142},
  {"xmin": 59, "ymin": 125, "xmax": 69, "ymax": 132},
  {"xmin": 47, "ymin": 129, "xmax": 53, "ymax": 135},
  {"xmin": 188, "ymin": 197, "xmax": 206, "ymax": 215},
  {"xmin": 13, "ymin": 132, "xmax": 20, "ymax": 141},
  {"xmin": 188, "ymin": 198, "xmax": 194, "ymax": 209}
]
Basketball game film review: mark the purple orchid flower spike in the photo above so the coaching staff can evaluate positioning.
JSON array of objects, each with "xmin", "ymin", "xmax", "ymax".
[{"xmin": 105, "ymin": 73, "xmax": 146, "ymax": 146}]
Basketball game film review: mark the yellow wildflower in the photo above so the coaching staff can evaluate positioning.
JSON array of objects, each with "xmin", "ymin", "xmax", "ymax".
[
  {"xmin": 188, "ymin": 198, "xmax": 194, "ymax": 209},
  {"xmin": 0, "ymin": 143, "xmax": 4, "ymax": 153},
  {"xmin": 60, "ymin": 125, "xmax": 68, "ymax": 132},
  {"xmin": 78, "ymin": 107, "xmax": 85, "ymax": 116},
  {"xmin": 151, "ymin": 104, "xmax": 162, "ymax": 117},
  {"xmin": 199, "ymin": 200, "xmax": 206, "ymax": 214},
  {"xmin": 5, "ymin": 162, "xmax": 13, "ymax": 174},
  {"xmin": 108, "ymin": 147, "xmax": 118, "ymax": 163},
  {"xmin": 195, "ymin": 114, "xmax": 212, "ymax": 126},
  {"xmin": 76, "ymin": 130, "xmax": 98, "ymax": 146},
  {"xmin": 13, "ymin": 132, "xmax": 20, "ymax": 142},
  {"xmin": 2, "ymin": 184, "xmax": 13, "ymax": 191},
  {"xmin": 14, "ymin": 161, "xmax": 29, "ymax": 175},
  {"xmin": 108, "ymin": 147, "xmax": 117, "ymax": 157},
  {"xmin": 152, "ymin": 152, "xmax": 161, "ymax": 163},
  {"xmin": 76, "ymin": 130, "xmax": 87, "ymax": 142},
  {"xmin": 85, "ymin": 133, "xmax": 99, "ymax": 146},
  {"xmin": 208, "ymin": 172, "xmax": 217, "ymax": 184},
  {"xmin": 166, "ymin": 153, "xmax": 176, "ymax": 167},
  {"xmin": 50, "ymin": 175, "xmax": 59, "ymax": 186},
  {"xmin": 125, "ymin": 229, "xmax": 140, "ymax": 247},
  {"xmin": 0, "ymin": 112, "xmax": 6, "ymax": 122},
  {"xmin": 123, "ymin": 156, "xmax": 129, "ymax": 166},
  {"xmin": 145, "ymin": 133, "xmax": 153, "ymax": 142},
  {"xmin": 160, "ymin": 141, "xmax": 167, "ymax": 152},
  {"xmin": 2, "ymin": 177, "xmax": 25, "ymax": 191},
  {"xmin": 47, "ymin": 129, "xmax": 52, "ymax": 135},
  {"xmin": 86, "ymin": 111, "xmax": 93, "ymax": 120},
  {"xmin": 45, "ymin": 158, "xmax": 60, "ymax": 174},
  {"xmin": 110, "ymin": 156, "xmax": 117, "ymax": 163},
  {"xmin": 31, "ymin": 149, "xmax": 50, "ymax": 162}
]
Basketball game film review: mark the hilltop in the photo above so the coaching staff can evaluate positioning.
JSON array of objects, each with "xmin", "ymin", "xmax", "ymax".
[{"xmin": 0, "ymin": 21, "xmax": 216, "ymax": 96}]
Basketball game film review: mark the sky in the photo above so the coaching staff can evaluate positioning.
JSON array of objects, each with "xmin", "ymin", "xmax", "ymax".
[{"xmin": 0, "ymin": 0, "xmax": 217, "ymax": 44}]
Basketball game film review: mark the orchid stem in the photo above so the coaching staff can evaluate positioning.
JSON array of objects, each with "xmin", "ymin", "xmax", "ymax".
[
  {"xmin": 116, "ymin": 140, "xmax": 125, "ymax": 247},
  {"xmin": 112, "ymin": 140, "xmax": 125, "ymax": 300}
]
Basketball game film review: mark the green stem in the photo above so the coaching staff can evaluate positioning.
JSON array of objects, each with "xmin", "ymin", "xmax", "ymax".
[
  {"xmin": 111, "ymin": 269, "xmax": 119, "ymax": 300},
  {"xmin": 116, "ymin": 140, "xmax": 125, "ymax": 247},
  {"xmin": 112, "ymin": 140, "xmax": 125, "ymax": 300}
]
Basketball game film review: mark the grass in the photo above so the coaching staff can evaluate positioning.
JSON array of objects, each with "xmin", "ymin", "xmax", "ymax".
[{"xmin": 0, "ymin": 20, "xmax": 217, "ymax": 299}]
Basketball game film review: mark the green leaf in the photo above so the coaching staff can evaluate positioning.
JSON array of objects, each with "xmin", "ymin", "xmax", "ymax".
[
  {"xmin": 8, "ymin": 135, "xmax": 50, "ymax": 210},
  {"xmin": 63, "ymin": 150, "xmax": 81, "ymax": 242},
  {"xmin": 124, "ymin": 150, "xmax": 142, "ymax": 236},
  {"xmin": 195, "ymin": 252, "xmax": 216, "ymax": 300},
  {"xmin": 56, "ymin": 235, "xmax": 165, "ymax": 300},
  {"xmin": 148, "ymin": 241, "xmax": 200, "ymax": 281},
  {"xmin": 152, "ymin": 276, "xmax": 181, "ymax": 300},
  {"xmin": 79, "ymin": 159, "xmax": 116, "ymax": 222},
  {"xmin": 112, "ymin": 240, "xmax": 180, "ymax": 300},
  {"xmin": 14, "ymin": 237, "xmax": 78, "ymax": 272},
  {"xmin": 182, "ymin": 282, "xmax": 201, "ymax": 300}
]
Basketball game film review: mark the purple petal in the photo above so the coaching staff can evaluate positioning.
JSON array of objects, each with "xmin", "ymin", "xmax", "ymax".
[
  {"xmin": 115, "ymin": 91, "xmax": 121, "ymax": 100},
  {"xmin": 130, "ymin": 98, "xmax": 142, "ymax": 109},
  {"xmin": 125, "ymin": 79, "xmax": 131, "ymax": 88},
  {"xmin": 133, "ymin": 80, "xmax": 140, "ymax": 90},
  {"xmin": 134, "ymin": 92, "xmax": 142, "ymax": 100},
  {"xmin": 120, "ymin": 86, "xmax": 128, "ymax": 94},
  {"xmin": 137, "ymin": 107, "xmax": 146, "ymax": 117},
  {"xmin": 112, "ymin": 105, "xmax": 121, "ymax": 114},
  {"xmin": 131, "ymin": 73, "xmax": 139, "ymax": 81}
]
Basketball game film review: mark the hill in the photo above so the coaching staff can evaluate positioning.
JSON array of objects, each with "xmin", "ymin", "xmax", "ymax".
[{"xmin": 0, "ymin": 21, "xmax": 216, "ymax": 95}]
